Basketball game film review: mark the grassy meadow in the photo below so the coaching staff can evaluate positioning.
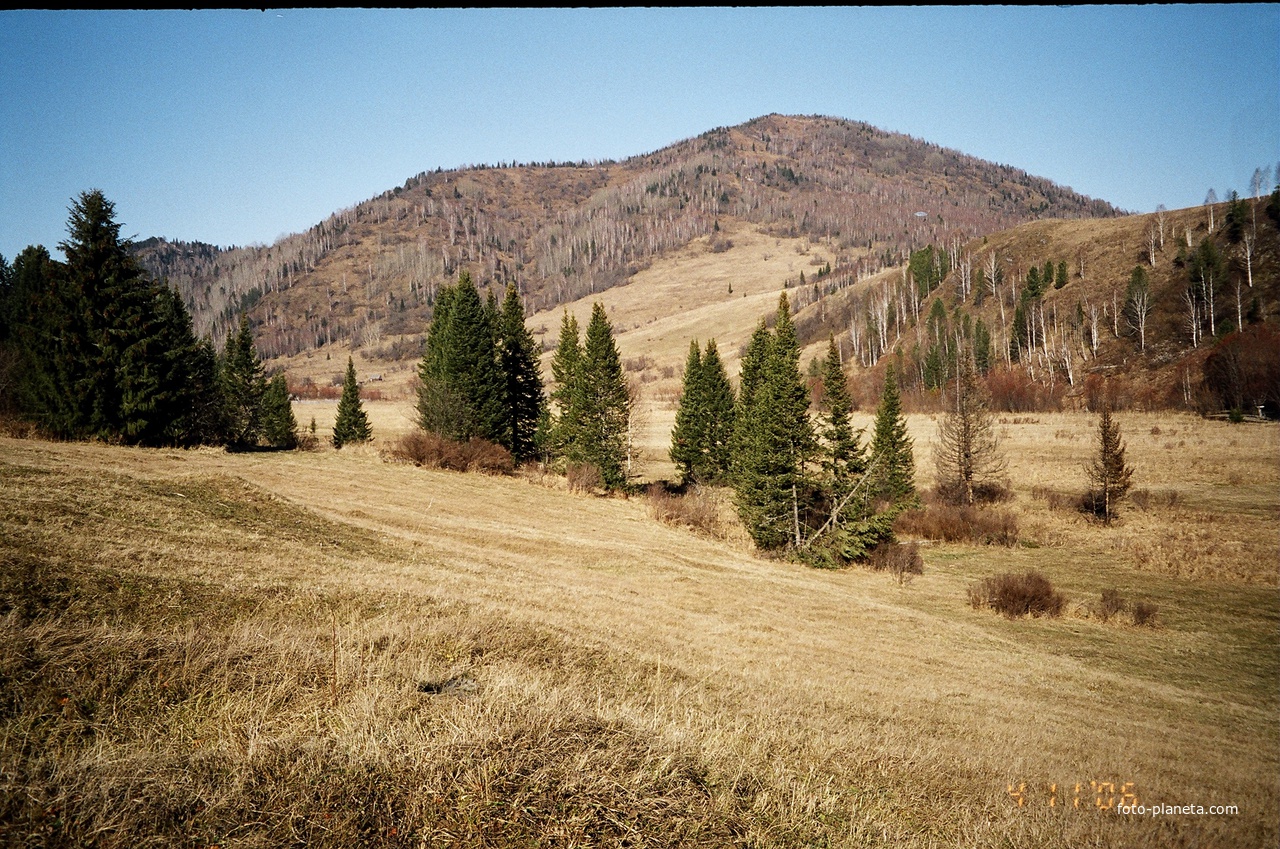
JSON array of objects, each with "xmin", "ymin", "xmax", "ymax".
[{"xmin": 2, "ymin": 408, "xmax": 1276, "ymax": 847}]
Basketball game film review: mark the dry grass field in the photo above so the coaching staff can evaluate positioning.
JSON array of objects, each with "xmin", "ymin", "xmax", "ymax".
[{"xmin": 2, "ymin": 409, "xmax": 1276, "ymax": 847}]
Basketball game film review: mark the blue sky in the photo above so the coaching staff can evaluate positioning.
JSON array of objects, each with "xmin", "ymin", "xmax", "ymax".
[{"xmin": 2, "ymin": 6, "xmax": 1277, "ymax": 261}]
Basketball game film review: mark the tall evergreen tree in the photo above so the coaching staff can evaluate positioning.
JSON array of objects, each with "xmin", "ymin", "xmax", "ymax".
[
  {"xmin": 934, "ymin": 350, "xmax": 1005, "ymax": 505},
  {"xmin": 333, "ymin": 356, "xmax": 372, "ymax": 448},
  {"xmin": 57, "ymin": 189, "xmax": 178, "ymax": 443},
  {"xmin": 5, "ymin": 246, "xmax": 75, "ymax": 430},
  {"xmin": 548, "ymin": 311, "xmax": 585, "ymax": 460},
  {"xmin": 697, "ymin": 339, "xmax": 736, "ymax": 483},
  {"xmin": 1084, "ymin": 405, "xmax": 1134, "ymax": 524},
  {"xmin": 221, "ymin": 315, "xmax": 266, "ymax": 450},
  {"xmin": 577, "ymin": 302, "xmax": 631, "ymax": 489},
  {"xmin": 415, "ymin": 273, "xmax": 506, "ymax": 444},
  {"xmin": 819, "ymin": 336, "xmax": 865, "ymax": 500},
  {"xmin": 733, "ymin": 293, "xmax": 816, "ymax": 549},
  {"xmin": 729, "ymin": 318, "xmax": 773, "ymax": 484},
  {"xmin": 259, "ymin": 372, "xmax": 298, "ymax": 450},
  {"xmin": 496, "ymin": 283, "xmax": 545, "ymax": 462},
  {"xmin": 149, "ymin": 285, "xmax": 224, "ymax": 446},
  {"xmin": 669, "ymin": 340, "xmax": 706, "ymax": 484},
  {"xmin": 869, "ymin": 363, "xmax": 916, "ymax": 508}
]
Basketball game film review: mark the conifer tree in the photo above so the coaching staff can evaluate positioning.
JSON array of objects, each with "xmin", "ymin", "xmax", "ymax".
[
  {"xmin": 416, "ymin": 273, "xmax": 506, "ymax": 444},
  {"xmin": 221, "ymin": 315, "xmax": 266, "ymax": 450},
  {"xmin": 869, "ymin": 363, "xmax": 916, "ymax": 508},
  {"xmin": 548, "ymin": 311, "xmax": 585, "ymax": 460},
  {"xmin": 819, "ymin": 336, "xmax": 865, "ymax": 500},
  {"xmin": 1084, "ymin": 405, "xmax": 1134, "ymax": 524},
  {"xmin": 729, "ymin": 318, "xmax": 773, "ymax": 484},
  {"xmin": 697, "ymin": 339, "xmax": 737, "ymax": 483},
  {"xmin": 733, "ymin": 293, "xmax": 816, "ymax": 548},
  {"xmin": 577, "ymin": 302, "xmax": 631, "ymax": 489},
  {"xmin": 669, "ymin": 340, "xmax": 705, "ymax": 484},
  {"xmin": 259, "ymin": 372, "xmax": 298, "ymax": 450},
  {"xmin": 333, "ymin": 356, "xmax": 372, "ymax": 448},
  {"xmin": 5, "ymin": 245, "xmax": 79, "ymax": 433},
  {"xmin": 933, "ymin": 350, "xmax": 1005, "ymax": 505},
  {"xmin": 497, "ymin": 283, "xmax": 545, "ymax": 462}
]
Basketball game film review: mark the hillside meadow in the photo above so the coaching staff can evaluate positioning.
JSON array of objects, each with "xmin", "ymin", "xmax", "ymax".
[{"xmin": 1, "ymin": 408, "xmax": 1276, "ymax": 847}]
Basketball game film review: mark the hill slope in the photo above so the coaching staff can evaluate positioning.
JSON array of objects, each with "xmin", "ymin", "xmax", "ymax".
[{"xmin": 2, "ymin": 412, "xmax": 1277, "ymax": 846}]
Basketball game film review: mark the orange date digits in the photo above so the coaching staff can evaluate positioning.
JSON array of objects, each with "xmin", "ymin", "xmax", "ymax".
[
  {"xmin": 1119, "ymin": 782, "xmax": 1139, "ymax": 807},
  {"xmin": 1092, "ymin": 780, "xmax": 1116, "ymax": 810},
  {"xmin": 1007, "ymin": 782, "xmax": 1026, "ymax": 807}
]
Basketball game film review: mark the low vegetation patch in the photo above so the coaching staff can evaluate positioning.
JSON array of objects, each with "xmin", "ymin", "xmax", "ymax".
[
  {"xmin": 968, "ymin": 570, "xmax": 1066, "ymax": 618},
  {"xmin": 895, "ymin": 502, "xmax": 1018, "ymax": 546},
  {"xmin": 647, "ymin": 484, "xmax": 724, "ymax": 537},
  {"xmin": 866, "ymin": 540, "xmax": 924, "ymax": 584},
  {"xmin": 566, "ymin": 461, "xmax": 604, "ymax": 494},
  {"xmin": 385, "ymin": 430, "xmax": 513, "ymax": 474}
]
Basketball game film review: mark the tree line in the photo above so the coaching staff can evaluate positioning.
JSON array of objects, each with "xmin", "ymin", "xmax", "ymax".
[{"xmin": 0, "ymin": 190, "xmax": 297, "ymax": 449}]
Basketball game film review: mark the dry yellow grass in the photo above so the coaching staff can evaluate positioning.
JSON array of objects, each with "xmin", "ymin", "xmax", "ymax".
[{"xmin": 2, "ymin": 411, "xmax": 1277, "ymax": 847}]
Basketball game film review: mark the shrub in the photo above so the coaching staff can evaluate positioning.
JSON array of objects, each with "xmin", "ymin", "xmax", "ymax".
[
  {"xmin": 1098, "ymin": 588, "xmax": 1129, "ymax": 623},
  {"xmin": 1030, "ymin": 485, "xmax": 1076, "ymax": 511},
  {"xmin": 567, "ymin": 462, "xmax": 604, "ymax": 494},
  {"xmin": 867, "ymin": 541, "xmax": 923, "ymax": 585},
  {"xmin": 386, "ymin": 430, "xmax": 513, "ymax": 475},
  {"xmin": 932, "ymin": 480, "xmax": 1012, "ymax": 506},
  {"xmin": 968, "ymin": 570, "xmax": 1066, "ymax": 619},
  {"xmin": 1132, "ymin": 600, "xmax": 1160, "ymax": 627},
  {"xmin": 895, "ymin": 503, "xmax": 1018, "ymax": 546},
  {"xmin": 647, "ymin": 484, "xmax": 723, "ymax": 537}
]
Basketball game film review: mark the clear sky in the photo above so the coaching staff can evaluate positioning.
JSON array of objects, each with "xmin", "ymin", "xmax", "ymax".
[{"xmin": 2, "ymin": 6, "xmax": 1277, "ymax": 261}]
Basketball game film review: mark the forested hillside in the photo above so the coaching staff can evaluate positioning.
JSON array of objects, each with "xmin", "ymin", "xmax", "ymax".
[
  {"xmin": 789, "ymin": 190, "xmax": 1280, "ymax": 415},
  {"xmin": 133, "ymin": 114, "xmax": 1120, "ymax": 361}
]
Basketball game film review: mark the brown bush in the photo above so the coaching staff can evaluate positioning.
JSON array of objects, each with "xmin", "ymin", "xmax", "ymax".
[
  {"xmin": 895, "ymin": 503, "xmax": 1018, "ymax": 546},
  {"xmin": 1131, "ymin": 600, "xmax": 1160, "ymax": 627},
  {"xmin": 386, "ymin": 430, "xmax": 513, "ymax": 475},
  {"xmin": 1098, "ymin": 588, "xmax": 1129, "ymax": 623},
  {"xmin": 968, "ymin": 570, "xmax": 1066, "ymax": 619},
  {"xmin": 647, "ymin": 484, "xmax": 723, "ymax": 537},
  {"xmin": 567, "ymin": 462, "xmax": 603, "ymax": 494},
  {"xmin": 867, "ymin": 541, "xmax": 923, "ymax": 584},
  {"xmin": 932, "ymin": 480, "xmax": 1012, "ymax": 506}
]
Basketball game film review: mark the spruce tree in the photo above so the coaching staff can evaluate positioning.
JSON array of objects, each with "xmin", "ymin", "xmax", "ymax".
[
  {"xmin": 729, "ymin": 318, "xmax": 773, "ymax": 484},
  {"xmin": 48, "ymin": 189, "xmax": 208, "ymax": 444},
  {"xmin": 221, "ymin": 315, "xmax": 266, "ymax": 450},
  {"xmin": 933, "ymin": 350, "xmax": 1005, "ymax": 505},
  {"xmin": 415, "ymin": 273, "xmax": 506, "ymax": 444},
  {"xmin": 497, "ymin": 283, "xmax": 545, "ymax": 462},
  {"xmin": 697, "ymin": 339, "xmax": 737, "ymax": 484},
  {"xmin": 577, "ymin": 302, "xmax": 631, "ymax": 489},
  {"xmin": 869, "ymin": 363, "xmax": 916, "ymax": 508},
  {"xmin": 669, "ymin": 340, "xmax": 706, "ymax": 485},
  {"xmin": 733, "ymin": 293, "xmax": 816, "ymax": 549},
  {"xmin": 333, "ymin": 356, "xmax": 372, "ymax": 448},
  {"xmin": 5, "ymin": 246, "xmax": 79, "ymax": 433},
  {"xmin": 259, "ymin": 372, "xmax": 298, "ymax": 450},
  {"xmin": 819, "ymin": 336, "xmax": 864, "ymax": 500},
  {"xmin": 548, "ymin": 311, "xmax": 585, "ymax": 461},
  {"xmin": 1084, "ymin": 405, "xmax": 1134, "ymax": 524}
]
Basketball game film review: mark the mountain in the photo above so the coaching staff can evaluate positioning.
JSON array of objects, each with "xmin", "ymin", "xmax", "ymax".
[{"xmin": 133, "ymin": 114, "xmax": 1121, "ymax": 362}]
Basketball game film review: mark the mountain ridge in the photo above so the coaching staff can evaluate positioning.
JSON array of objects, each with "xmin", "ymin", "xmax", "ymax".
[{"xmin": 133, "ymin": 113, "xmax": 1122, "ymax": 361}]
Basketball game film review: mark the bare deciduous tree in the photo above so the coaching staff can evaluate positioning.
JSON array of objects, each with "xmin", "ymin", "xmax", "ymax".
[{"xmin": 1126, "ymin": 267, "xmax": 1153, "ymax": 352}]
